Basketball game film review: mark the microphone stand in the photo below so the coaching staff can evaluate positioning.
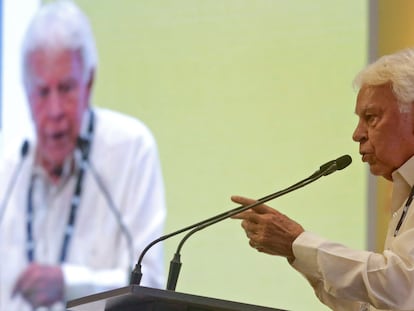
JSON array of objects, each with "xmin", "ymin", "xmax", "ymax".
[
  {"xmin": 76, "ymin": 137, "xmax": 134, "ymax": 273},
  {"xmin": 84, "ymin": 160, "xmax": 135, "ymax": 273}
]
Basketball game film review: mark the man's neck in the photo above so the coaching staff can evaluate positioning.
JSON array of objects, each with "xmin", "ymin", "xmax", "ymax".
[{"xmin": 36, "ymin": 155, "xmax": 74, "ymax": 185}]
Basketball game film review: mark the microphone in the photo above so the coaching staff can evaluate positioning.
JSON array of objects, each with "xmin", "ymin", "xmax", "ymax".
[
  {"xmin": 310, "ymin": 154, "xmax": 352, "ymax": 177},
  {"xmin": 165, "ymin": 154, "xmax": 352, "ymax": 290},
  {"xmin": 76, "ymin": 137, "xmax": 134, "ymax": 272},
  {"xmin": 129, "ymin": 155, "xmax": 352, "ymax": 288},
  {"xmin": 0, "ymin": 140, "xmax": 30, "ymax": 225}
]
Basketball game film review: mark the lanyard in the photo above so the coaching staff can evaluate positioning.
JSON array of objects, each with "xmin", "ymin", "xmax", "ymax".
[
  {"xmin": 26, "ymin": 110, "xmax": 95, "ymax": 263},
  {"xmin": 394, "ymin": 184, "xmax": 414, "ymax": 237}
]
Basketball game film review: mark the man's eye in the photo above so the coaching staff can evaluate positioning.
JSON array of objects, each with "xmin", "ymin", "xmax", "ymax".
[
  {"xmin": 38, "ymin": 88, "xmax": 49, "ymax": 97},
  {"xmin": 58, "ymin": 83, "xmax": 73, "ymax": 93},
  {"xmin": 366, "ymin": 114, "xmax": 377, "ymax": 125}
]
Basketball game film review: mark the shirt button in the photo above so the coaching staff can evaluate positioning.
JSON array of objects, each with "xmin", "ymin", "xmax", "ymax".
[{"xmin": 393, "ymin": 212, "xmax": 398, "ymax": 218}]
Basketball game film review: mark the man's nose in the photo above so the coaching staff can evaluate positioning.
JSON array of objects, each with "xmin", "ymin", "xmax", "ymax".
[
  {"xmin": 46, "ymin": 90, "xmax": 64, "ymax": 118},
  {"xmin": 352, "ymin": 121, "xmax": 367, "ymax": 143}
]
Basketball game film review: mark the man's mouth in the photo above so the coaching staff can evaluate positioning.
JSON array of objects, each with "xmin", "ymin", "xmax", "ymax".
[
  {"xmin": 44, "ymin": 131, "xmax": 70, "ymax": 146},
  {"xmin": 361, "ymin": 153, "xmax": 373, "ymax": 163}
]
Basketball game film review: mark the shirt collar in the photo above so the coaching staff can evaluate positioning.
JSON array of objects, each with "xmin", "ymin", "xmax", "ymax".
[
  {"xmin": 393, "ymin": 155, "xmax": 414, "ymax": 188},
  {"xmin": 79, "ymin": 108, "xmax": 93, "ymax": 141},
  {"xmin": 390, "ymin": 155, "xmax": 414, "ymax": 212},
  {"xmin": 32, "ymin": 153, "xmax": 78, "ymax": 192}
]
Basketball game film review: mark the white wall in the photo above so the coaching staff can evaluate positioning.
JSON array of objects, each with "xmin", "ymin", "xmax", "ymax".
[{"xmin": 1, "ymin": 0, "xmax": 39, "ymax": 156}]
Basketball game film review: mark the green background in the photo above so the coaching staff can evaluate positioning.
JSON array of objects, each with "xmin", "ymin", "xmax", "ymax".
[{"xmin": 65, "ymin": 1, "xmax": 367, "ymax": 310}]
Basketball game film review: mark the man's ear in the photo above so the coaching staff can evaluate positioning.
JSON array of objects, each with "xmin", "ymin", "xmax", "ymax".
[
  {"xmin": 84, "ymin": 69, "xmax": 95, "ymax": 105},
  {"xmin": 87, "ymin": 69, "xmax": 95, "ymax": 92}
]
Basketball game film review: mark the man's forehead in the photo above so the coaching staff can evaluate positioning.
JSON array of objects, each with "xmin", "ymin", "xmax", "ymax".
[
  {"xmin": 354, "ymin": 85, "xmax": 389, "ymax": 114},
  {"xmin": 358, "ymin": 84, "xmax": 395, "ymax": 104}
]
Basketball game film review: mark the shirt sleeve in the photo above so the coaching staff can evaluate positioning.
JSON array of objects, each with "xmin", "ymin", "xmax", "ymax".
[
  {"xmin": 290, "ymin": 230, "xmax": 414, "ymax": 310},
  {"xmin": 62, "ymin": 264, "xmax": 128, "ymax": 301},
  {"xmin": 120, "ymin": 128, "xmax": 166, "ymax": 289}
]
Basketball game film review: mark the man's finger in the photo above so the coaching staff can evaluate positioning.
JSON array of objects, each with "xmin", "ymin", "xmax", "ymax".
[
  {"xmin": 231, "ymin": 195, "xmax": 275, "ymax": 215},
  {"xmin": 231, "ymin": 195, "xmax": 256, "ymax": 206}
]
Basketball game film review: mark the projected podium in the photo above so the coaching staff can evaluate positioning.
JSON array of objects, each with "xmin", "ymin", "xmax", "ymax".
[{"xmin": 66, "ymin": 285, "xmax": 288, "ymax": 311}]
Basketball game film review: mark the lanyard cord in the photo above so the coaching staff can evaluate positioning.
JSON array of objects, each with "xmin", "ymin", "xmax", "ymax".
[
  {"xmin": 394, "ymin": 184, "xmax": 414, "ymax": 237},
  {"xmin": 26, "ymin": 110, "xmax": 95, "ymax": 263}
]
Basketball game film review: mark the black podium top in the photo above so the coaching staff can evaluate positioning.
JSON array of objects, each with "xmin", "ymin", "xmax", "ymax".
[{"xmin": 66, "ymin": 285, "xmax": 288, "ymax": 311}]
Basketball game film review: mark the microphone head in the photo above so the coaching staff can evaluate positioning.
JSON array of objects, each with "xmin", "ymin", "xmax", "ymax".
[
  {"xmin": 335, "ymin": 154, "xmax": 352, "ymax": 171},
  {"xmin": 322, "ymin": 154, "xmax": 352, "ymax": 176}
]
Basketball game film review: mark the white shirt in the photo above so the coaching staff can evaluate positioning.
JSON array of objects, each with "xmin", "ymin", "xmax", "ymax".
[
  {"xmin": 291, "ymin": 155, "xmax": 414, "ymax": 311},
  {"xmin": 0, "ymin": 108, "xmax": 166, "ymax": 310}
]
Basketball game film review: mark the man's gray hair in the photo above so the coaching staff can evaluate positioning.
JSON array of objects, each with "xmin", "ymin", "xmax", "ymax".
[
  {"xmin": 21, "ymin": 0, "xmax": 98, "ymax": 90},
  {"xmin": 353, "ymin": 48, "xmax": 414, "ymax": 112}
]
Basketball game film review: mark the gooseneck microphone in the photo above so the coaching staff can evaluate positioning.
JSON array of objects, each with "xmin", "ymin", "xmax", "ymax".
[
  {"xmin": 129, "ymin": 155, "xmax": 352, "ymax": 288},
  {"xmin": 165, "ymin": 154, "xmax": 352, "ymax": 290},
  {"xmin": 0, "ymin": 140, "xmax": 30, "ymax": 225},
  {"xmin": 76, "ymin": 137, "xmax": 134, "ymax": 272}
]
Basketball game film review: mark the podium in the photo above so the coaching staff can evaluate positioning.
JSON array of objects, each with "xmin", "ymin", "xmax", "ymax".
[{"xmin": 66, "ymin": 285, "xmax": 288, "ymax": 311}]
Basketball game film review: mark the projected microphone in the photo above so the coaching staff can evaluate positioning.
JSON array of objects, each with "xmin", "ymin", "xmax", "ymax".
[
  {"xmin": 0, "ymin": 140, "xmax": 30, "ymax": 225},
  {"xmin": 76, "ymin": 137, "xmax": 134, "ymax": 272},
  {"xmin": 130, "ymin": 155, "xmax": 352, "ymax": 287},
  {"xmin": 165, "ymin": 154, "xmax": 352, "ymax": 290}
]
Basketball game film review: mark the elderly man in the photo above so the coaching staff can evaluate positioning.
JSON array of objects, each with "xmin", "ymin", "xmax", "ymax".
[
  {"xmin": 232, "ymin": 48, "xmax": 414, "ymax": 311},
  {"xmin": 0, "ymin": 1, "xmax": 166, "ymax": 310}
]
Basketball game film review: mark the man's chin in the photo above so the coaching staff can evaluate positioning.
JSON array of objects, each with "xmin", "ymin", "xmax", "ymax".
[
  {"xmin": 39, "ymin": 148, "xmax": 73, "ymax": 169},
  {"xmin": 369, "ymin": 164, "xmax": 392, "ymax": 180}
]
